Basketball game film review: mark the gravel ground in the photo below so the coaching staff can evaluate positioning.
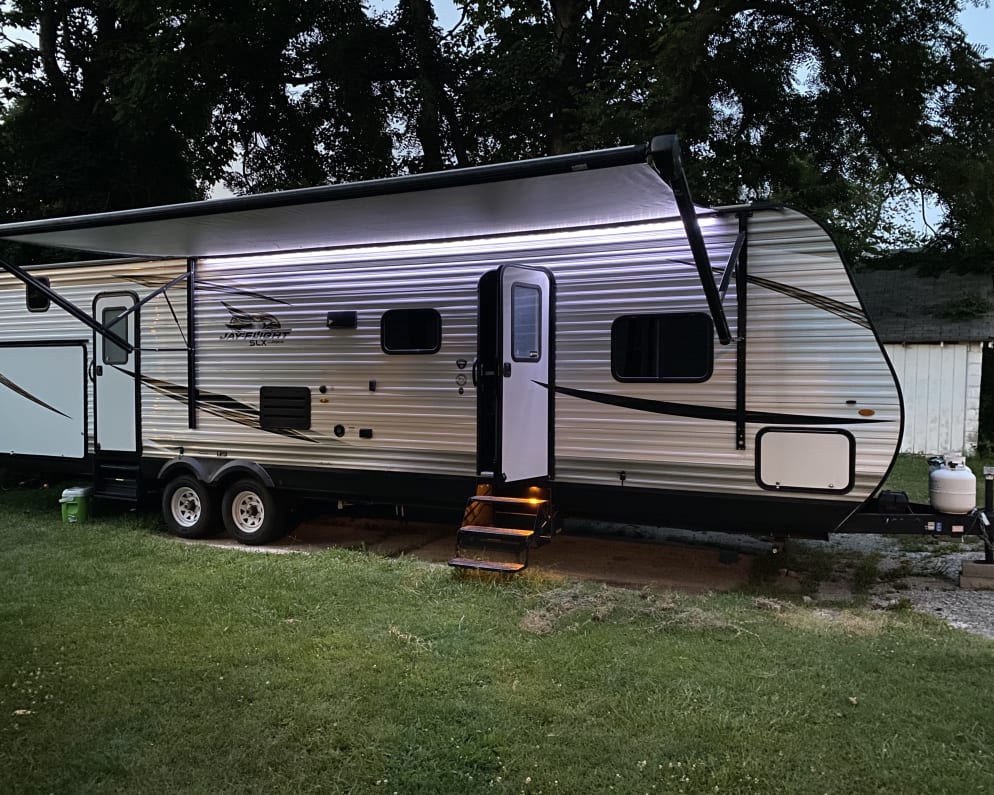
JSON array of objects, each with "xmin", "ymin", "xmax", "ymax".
[
  {"xmin": 801, "ymin": 533, "xmax": 994, "ymax": 641},
  {"xmin": 579, "ymin": 521, "xmax": 994, "ymax": 642}
]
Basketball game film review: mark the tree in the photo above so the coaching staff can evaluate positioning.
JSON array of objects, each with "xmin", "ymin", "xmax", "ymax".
[
  {"xmin": 451, "ymin": 0, "xmax": 993, "ymax": 258},
  {"xmin": 0, "ymin": 1, "xmax": 228, "ymax": 219},
  {"xmin": 0, "ymin": 1, "xmax": 392, "ymax": 212},
  {"xmin": 1, "ymin": 0, "xmax": 991, "ymax": 263}
]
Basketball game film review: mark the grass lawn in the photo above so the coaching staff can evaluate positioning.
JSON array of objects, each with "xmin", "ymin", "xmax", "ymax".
[
  {"xmin": 882, "ymin": 452, "xmax": 994, "ymax": 505},
  {"xmin": 2, "ymin": 484, "xmax": 994, "ymax": 794}
]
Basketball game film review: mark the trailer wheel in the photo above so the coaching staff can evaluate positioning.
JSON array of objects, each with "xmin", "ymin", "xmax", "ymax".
[
  {"xmin": 162, "ymin": 476, "xmax": 218, "ymax": 538},
  {"xmin": 221, "ymin": 478, "xmax": 286, "ymax": 545}
]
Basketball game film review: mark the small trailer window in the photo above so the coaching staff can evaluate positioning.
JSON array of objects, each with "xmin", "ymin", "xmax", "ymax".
[
  {"xmin": 27, "ymin": 277, "xmax": 51, "ymax": 312},
  {"xmin": 511, "ymin": 283, "xmax": 542, "ymax": 362},
  {"xmin": 102, "ymin": 307, "xmax": 129, "ymax": 365},
  {"xmin": 611, "ymin": 312, "xmax": 714, "ymax": 382},
  {"xmin": 381, "ymin": 308, "xmax": 442, "ymax": 354}
]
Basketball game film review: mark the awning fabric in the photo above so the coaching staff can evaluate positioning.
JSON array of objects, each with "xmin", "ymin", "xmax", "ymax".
[{"xmin": 0, "ymin": 145, "xmax": 687, "ymax": 259}]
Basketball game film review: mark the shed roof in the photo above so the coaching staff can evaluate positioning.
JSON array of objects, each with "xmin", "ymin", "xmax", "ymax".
[{"xmin": 853, "ymin": 269, "xmax": 994, "ymax": 343}]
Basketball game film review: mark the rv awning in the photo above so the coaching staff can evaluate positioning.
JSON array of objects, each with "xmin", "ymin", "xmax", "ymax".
[{"xmin": 0, "ymin": 143, "xmax": 697, "ymax": 259}]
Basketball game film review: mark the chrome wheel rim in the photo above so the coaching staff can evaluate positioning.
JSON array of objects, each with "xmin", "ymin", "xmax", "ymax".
[
  {"xmin": 231, "ymin": 491, "xmax": 265, "ymax": 534},
  {"xmin": 171, "ymin": 487, "xmax": 202, "ymax": 528}
]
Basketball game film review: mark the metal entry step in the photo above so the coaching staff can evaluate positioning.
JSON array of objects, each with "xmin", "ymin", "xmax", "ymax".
[
  {"xmin": 93, "ymin": 463, "xmax": 140, "ymax": 501},
  {"xmin": 448, "ymin": 485, "xmax": 559, "ymax": 573},
  {"xmin": 448, "ymin": 557, "xmax": 526, "ymax": 573}
]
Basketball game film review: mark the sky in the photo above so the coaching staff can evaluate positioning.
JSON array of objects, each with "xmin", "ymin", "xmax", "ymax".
[
  {"xmin": 960, "ymin": 3, "xmax": 994, "ymax": 51},
  {"xmin": 421, "ymin": 1, "xmax": 994, "ymax": 51}
]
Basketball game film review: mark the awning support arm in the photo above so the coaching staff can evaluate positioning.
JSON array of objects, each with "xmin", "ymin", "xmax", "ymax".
[
  {"xmin": 0, "ymin": 255, "xmax": 133, "ymax": 353},
  {"xmin": 647, "ymin": 135, "xmax": 732, "ymax": 345},
  {"xmin": 110, "ymin": 270, "xmax": 190, "ymax": 325},
  {"xmin": 717, "ymin": 229, "xmax": 746, "ymax": 303},
  {"xmin": 735, "ymin": 211, "xmax": 750, "ymax": 450},
  {"xmin": 187, "ymin": 257, "xmax": 198, "ymax": 429}
]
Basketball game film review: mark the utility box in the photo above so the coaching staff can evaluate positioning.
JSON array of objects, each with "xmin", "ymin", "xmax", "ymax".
[{"xmin": 60, "ymin": 486, "xmax": 93, "ymax": 524}]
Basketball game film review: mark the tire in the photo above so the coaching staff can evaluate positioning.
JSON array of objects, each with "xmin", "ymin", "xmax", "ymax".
[
  {"xmin": 221, "ymin": 478, "xmax": 286, "ymax": 545},
  {"xmin": 162, "ymin": 476, "xmax": 218, "ymax": 539}
]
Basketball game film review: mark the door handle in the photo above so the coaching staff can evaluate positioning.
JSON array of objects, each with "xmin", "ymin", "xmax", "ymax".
[
  {"xmin": 471, "ymin": 359, "xmax": 481, "ymax": 387},
  {"xmin": 502, "ymin": 362, "xmax": 512, "ymax": 377}
]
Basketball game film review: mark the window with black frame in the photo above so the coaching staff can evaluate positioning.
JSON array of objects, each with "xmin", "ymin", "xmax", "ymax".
[
  {"xmin": 611, "ymin": 312, "xmax": 714, "ymax": 382},
  {"xmin": 511, "ymin": 283, "xmax": 542, "ymax": 362},
  {"xmin": 381, "ymin": 308, "xmax": 442, "ymax": 354},
  {"xmin": 102, "ymin": 307, "xmax": 129, "ymax": 365},
  {"xmin": 26, "ymin": 277, "xmax": 51, "ymax": 312}
]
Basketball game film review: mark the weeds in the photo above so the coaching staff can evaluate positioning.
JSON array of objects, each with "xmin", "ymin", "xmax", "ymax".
[{"xmin": 851, "ymin": 552, "xmax": 881, "ymax": 594}]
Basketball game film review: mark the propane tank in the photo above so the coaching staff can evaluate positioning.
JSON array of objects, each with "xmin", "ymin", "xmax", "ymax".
[{"xmin": 929, "ymin": 453, "xmax": 976, "ymax": 514}]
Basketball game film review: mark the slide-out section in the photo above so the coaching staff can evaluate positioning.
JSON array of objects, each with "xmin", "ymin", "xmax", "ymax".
[{"xmin": 0, "ymin": 342, "xmax": 86, "ymax": 458}]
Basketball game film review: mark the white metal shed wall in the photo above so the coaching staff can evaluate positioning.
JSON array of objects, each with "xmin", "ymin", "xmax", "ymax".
[{"xmin": 884, "ymin": 342, "xmax": 984, "ymax": 454}]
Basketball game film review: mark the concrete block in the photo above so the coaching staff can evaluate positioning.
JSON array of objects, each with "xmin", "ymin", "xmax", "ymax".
[{"xmin": 960, "ymin": 561, "xmax": 994, "ymax": 589}]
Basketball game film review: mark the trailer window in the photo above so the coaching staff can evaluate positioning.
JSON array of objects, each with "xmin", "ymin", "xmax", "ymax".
[
  {"xmin": 381, "ymin": 308, "xmax": 442, "ymax": 354},
  {"xmin": 611, "ymin": 312, "xmax": 714, "ymax": 382},
  {"xmin": 102, "ymin": 307, "xmax": 129, "ymax": 365},
  {"xmin": 26, "ymin": 277, "xmax": 51, "ymax": 312},
  {"xmin": 511, "ymin": 283, "xmax": 542, "ymax": 362}
]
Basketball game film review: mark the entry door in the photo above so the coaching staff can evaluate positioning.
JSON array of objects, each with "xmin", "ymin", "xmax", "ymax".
[
  {"xmin": 478, "ymin": 264, "xmax": 553, "ymax": 484},
  {"xmin": 93, "ymin": 293, "xmax": 139, "ymax": 453}
]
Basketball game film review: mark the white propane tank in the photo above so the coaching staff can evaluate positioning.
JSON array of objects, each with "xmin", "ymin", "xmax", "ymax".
[{"xmin": 929, "ymin": 454, "xmax": 977, "ymax": 514}]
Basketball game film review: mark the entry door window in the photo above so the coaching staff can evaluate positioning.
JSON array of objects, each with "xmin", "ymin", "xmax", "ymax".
[
  {"xmin": 102, "ymin": 307, "xmax": 129, "ymax": 364},
  {"xmin": 511, "ymin": 283, "xmax": 542, "ymax": 362}
]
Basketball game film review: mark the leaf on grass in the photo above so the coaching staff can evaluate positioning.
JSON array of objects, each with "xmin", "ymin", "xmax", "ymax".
[
  {"xmin": 848, "ymin": 696, "xmax": 858, "ymax": 705},
  {"xmin": 13, "ymin": 709, "xmax": 32, "ymax": 716}
]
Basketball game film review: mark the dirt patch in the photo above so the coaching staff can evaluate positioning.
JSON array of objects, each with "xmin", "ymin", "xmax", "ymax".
[{"xmin": 179, "ymin": 512, "xmax": 772, "ymax": 593}]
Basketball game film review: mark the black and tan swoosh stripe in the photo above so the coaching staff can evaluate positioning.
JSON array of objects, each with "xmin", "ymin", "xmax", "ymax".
[
  {"xmin": 548, "ymin": 383, "xmax": 887, "ymax": 425},
  {"xmin": 130, "ymin": 372, "xmax": 319, "ymax": 443},
  {"xmin": 0, "ymin": 373, "xmax": 72, "ymax": 418},
  {"xmin": 673, "ymin": 260, "xmax": 870, "ymax": 329},
  {"xmin": 746, "ymin": 275, "xmax": 870, "ymax": 328}
]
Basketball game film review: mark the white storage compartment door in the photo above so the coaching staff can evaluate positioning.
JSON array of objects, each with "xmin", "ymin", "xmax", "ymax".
[
  {"xmin": 0, "ymin": 343, "xmax": 86, "ymax": 458},
  {"xmin": 756, "ymin": 428, "xmax": 854, "ymax": 493}
]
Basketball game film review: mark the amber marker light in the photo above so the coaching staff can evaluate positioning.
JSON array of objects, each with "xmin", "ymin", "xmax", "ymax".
[{"xmin": 858, "ymin": 409, "xmax": 876, "ymax": 417}]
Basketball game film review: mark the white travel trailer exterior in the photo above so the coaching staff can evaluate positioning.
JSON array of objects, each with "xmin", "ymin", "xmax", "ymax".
[{"xmin": 0, "ymin": 137, "xmax": 911, "ymax": 566}]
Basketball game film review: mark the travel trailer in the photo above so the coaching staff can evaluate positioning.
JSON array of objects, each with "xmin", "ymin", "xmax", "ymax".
[{"xmin": 0, "ymin": 136, "xmax": 975, "ymax": 570}]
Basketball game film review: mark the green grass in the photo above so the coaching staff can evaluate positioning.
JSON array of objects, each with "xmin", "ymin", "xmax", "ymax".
[
  {"xmin": 882, "ymin": 452, "xmax": 994, "ymax": 506},
  {"xmin": 3, "ymin": 485, "xmax": 994, "ymax": 794}
]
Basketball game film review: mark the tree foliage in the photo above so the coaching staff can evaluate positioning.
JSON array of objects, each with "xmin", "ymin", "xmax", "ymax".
[{"xmin": 0, "ymin": 0, "xmax": 991, "ymax": 261}]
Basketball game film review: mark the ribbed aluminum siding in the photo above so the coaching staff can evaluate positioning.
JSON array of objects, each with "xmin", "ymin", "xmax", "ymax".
[
  {"xmin": 745, "ymin": 211, "xmax": 902, "ymax": 499},
  {"xmin": 0, "ymin": 260, "xmax": 190, "ymax": 456},
  {"xmin": 0, "ymin": 206, "xmax": 901, "ymax": 508},
  {"xmin": 183, "ymin": 208, "xmax": 900, "ymax": 505}
]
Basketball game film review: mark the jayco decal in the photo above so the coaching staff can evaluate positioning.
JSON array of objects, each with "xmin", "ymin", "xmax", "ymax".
[{"xmin": 219, "ymin": 301, "xmax": 292, "ymax": 346}]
